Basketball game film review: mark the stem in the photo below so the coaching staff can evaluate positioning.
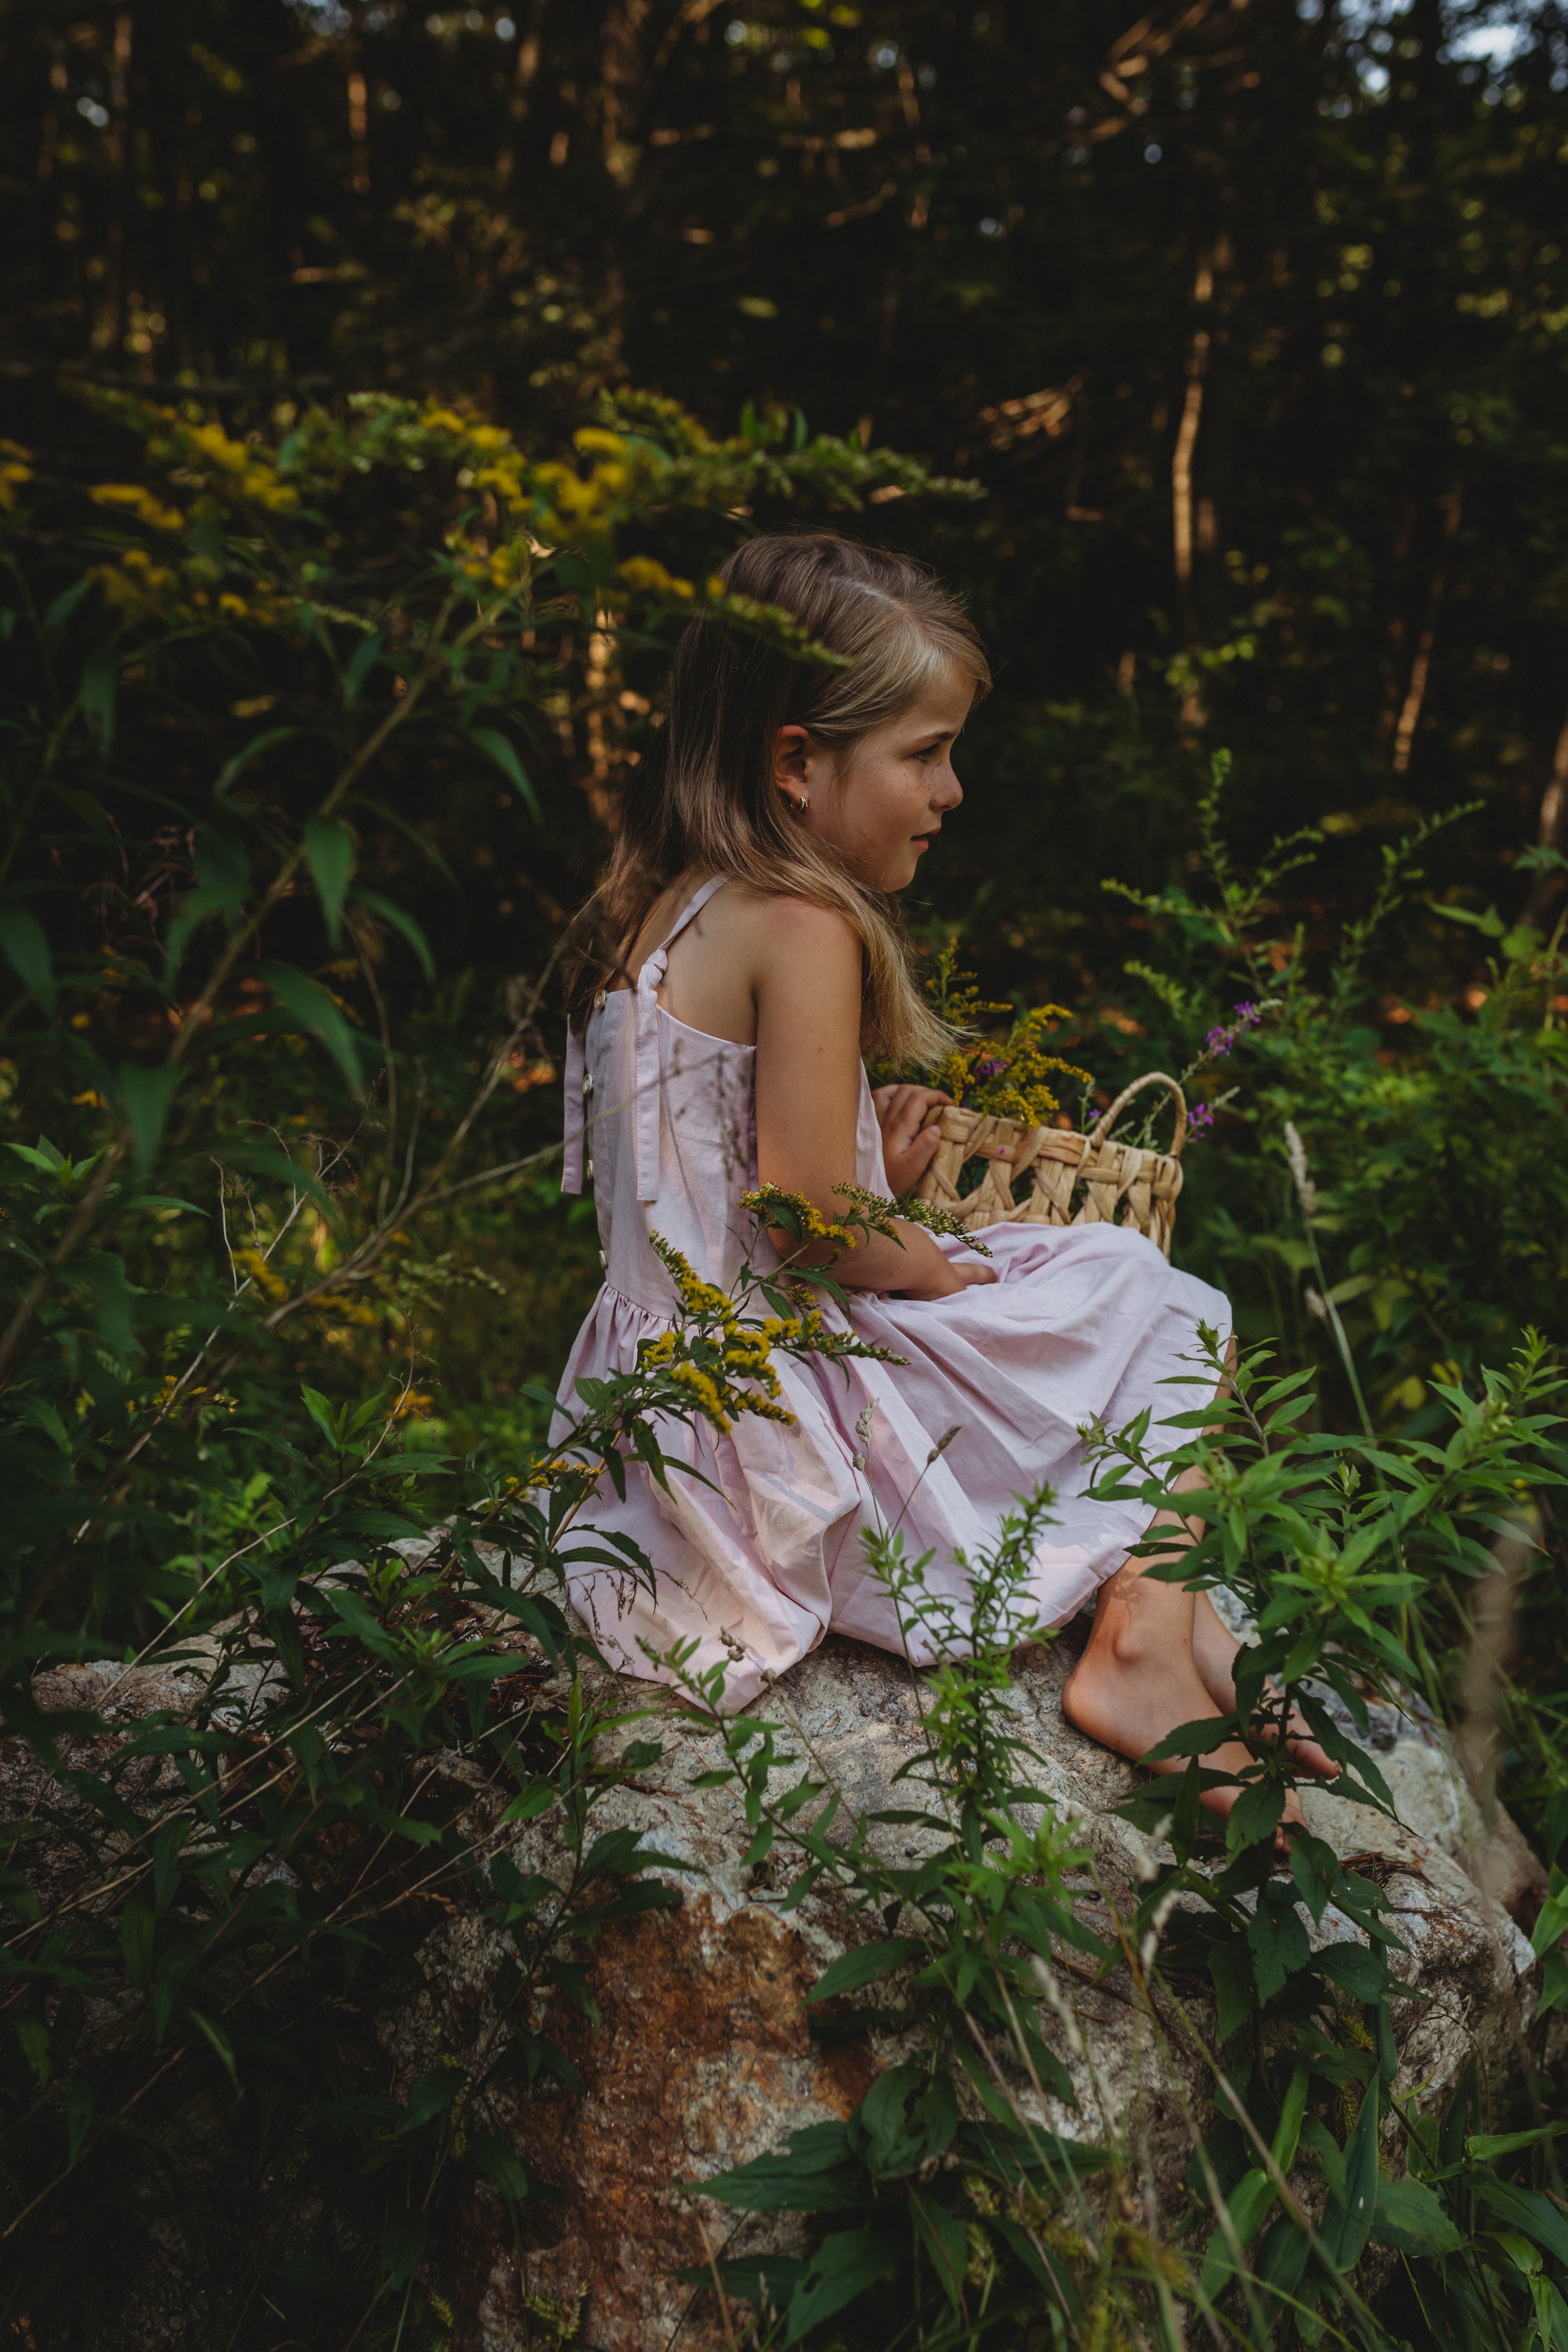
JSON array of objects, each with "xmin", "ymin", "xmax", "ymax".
[{"xmin": 1301, "ymin": 1214, "xmax": 1375, "ymax": 1440}]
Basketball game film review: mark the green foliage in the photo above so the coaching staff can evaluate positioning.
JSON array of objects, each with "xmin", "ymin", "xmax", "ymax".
[
  {"xmin": 657, "ymin": 1313, "xmax": 1568, "ymax": 2351},
  {"xmin": 0, "ymin": 1179, "xmax": 900, "ymax": 2339},
  {"xmin": 5, "ymin": 2, "xmax": 1568, "ymax": 2339},
  {"xmin": 0, "ymin": 376, "xmax": 970, "ymax": 2341}
]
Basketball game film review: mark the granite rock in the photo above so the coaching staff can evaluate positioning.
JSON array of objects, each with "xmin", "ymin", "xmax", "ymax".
[
  {"xmin": 10, "ymin": 1602, "xmax": 1547, "ymax": 2351},
  {"xmin": 384, "ymin": 1612, "xmax": 1544, "ymax": 2351}
]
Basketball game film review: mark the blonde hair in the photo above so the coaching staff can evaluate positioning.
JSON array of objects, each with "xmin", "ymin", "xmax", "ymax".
[{"xmin": 564, "ymin": 532, "xmax": 989, "ymax": 1064}]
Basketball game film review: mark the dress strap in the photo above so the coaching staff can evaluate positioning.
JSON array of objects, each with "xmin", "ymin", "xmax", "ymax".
[
  {"xmin": 634, "ymin": 877, "xmax": 727, "ymax": 1202},
  {"xmin": 561, "ymin": 1023, "xmax": 586, "ymax": 1196}
]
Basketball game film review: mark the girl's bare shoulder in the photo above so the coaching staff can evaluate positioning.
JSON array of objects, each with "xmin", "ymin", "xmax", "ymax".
[{"xmin": 717, "ymin": 884, "xmax": 861, "ymax": 962}]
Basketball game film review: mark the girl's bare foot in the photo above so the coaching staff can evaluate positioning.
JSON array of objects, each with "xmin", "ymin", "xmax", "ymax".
[
  {"xmin": 1058, "ymin": 1375, "xmax": 1323, "ymax": 1856},
  {"xmin": 1062, "ymin": 1628, "xmax": 1307, "ymax": 1853},
  {"xmin": 1190, "ymin": 1590, "xmax": 1341, "ymax": 1784}
]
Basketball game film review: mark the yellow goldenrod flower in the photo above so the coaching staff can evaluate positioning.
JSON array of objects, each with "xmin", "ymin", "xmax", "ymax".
[
  {"xmin": 617, "ymin": 555, "xmax": 695, "ymax": 600},
  {"xmin": 231, "ymin": 1246, "xmax": 289, "ymax": 1302},
  {"xmin": 188, "ymin": 422, "xmax": 251, "ymax": 475},
  {"xmin": 90, "ymin": 483, "xmax": 186, "ymax": 533}
]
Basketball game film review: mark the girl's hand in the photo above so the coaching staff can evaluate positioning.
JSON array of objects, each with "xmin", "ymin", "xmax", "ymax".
[
  {"xmin": 872, "ymin": 1085, "xmax": 953, "ymax": 1194},
  {"xmin": 871, "ymin": 1084, "xmax": 1014, "ymax": 1196},
  {"xmin": 892, "ymin": 1230, "xmax": 1000, "ymax": 1300}
]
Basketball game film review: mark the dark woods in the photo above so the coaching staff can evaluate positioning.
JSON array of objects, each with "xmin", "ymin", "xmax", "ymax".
[{"xmin": 4, "ymin": 0, "xmax": 1568, "ymax": 2346}]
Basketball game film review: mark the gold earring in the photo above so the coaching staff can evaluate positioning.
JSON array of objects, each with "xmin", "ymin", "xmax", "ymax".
[{"xmin": 793, "ymin": 793, "xmax": 809, "ymax": 812}]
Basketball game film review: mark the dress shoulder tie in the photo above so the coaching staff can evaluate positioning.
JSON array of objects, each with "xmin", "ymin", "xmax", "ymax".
[
  {"xmin": 560, "ymin": 875, "xmax": 729, "ymax": 1202},
  {"xmin": 633, "ymin": 875, "xmax": 727, "ymax": 1201}
]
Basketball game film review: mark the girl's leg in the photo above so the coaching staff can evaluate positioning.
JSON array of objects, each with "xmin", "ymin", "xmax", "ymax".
[
  {"xmin": 1061, "ymin": 1463, "xmax": 1297, "ymax": 1835},
  {"xmin": 1061, "ymin": 1338, "xmax": 1338, "ymax": 1838}
]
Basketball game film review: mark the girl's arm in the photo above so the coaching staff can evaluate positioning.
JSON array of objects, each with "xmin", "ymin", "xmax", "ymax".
[{"xmin": 752, "ymin": 900, "xmax": 995, "ymax": 1299}]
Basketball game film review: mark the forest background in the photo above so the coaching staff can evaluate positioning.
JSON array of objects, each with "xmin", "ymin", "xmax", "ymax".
[{"xmin": 4, "ymin": 0, "xmax": 1568, "ymax": 2340}]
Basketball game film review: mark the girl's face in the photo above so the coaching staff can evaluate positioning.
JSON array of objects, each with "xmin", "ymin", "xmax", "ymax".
[{"xmin": 774, "ymin": 665, "xmax": 975, "ymax": 892}]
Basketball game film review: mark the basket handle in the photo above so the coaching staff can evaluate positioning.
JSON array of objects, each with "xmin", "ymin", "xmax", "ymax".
[{"xmin": 1086, "ymin": 1070, "xmax": 1189, "ymax": 1159}]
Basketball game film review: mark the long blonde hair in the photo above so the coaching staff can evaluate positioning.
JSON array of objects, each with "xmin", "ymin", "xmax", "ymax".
[{"xmin": 564, "ymin": 532, "xmax": 989, "ymax": 1063}]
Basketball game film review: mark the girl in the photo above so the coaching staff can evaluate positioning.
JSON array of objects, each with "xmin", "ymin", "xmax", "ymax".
[{"xmin": 557, "ymin": 532, "xmax": 1335, "ymax": 1825}]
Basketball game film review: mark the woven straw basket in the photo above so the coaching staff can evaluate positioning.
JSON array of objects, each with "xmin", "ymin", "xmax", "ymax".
[{"xmin": 910, "ymin": 1070, "xmax": 1189, "ymax": 1259}]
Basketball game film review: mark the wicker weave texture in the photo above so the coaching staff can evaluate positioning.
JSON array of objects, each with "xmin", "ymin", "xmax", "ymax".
[{"xmin": 910, "ymin": 1071, "xmax": 1188, "ymax": 1260}]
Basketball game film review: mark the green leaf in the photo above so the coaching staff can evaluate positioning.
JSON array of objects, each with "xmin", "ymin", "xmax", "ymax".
[
  {"xmin": 189, "ymin": 2008, "xmax": 237, "ymax": 2081},
  {"xmin": 354, "ymin": 888, "xmax": 436, "ymax": 981},
  {"xmin": 501, "ymin": 1781, "xmax": 559, "ymax": 1825},
  {"xmin": 1143, "ymin": 1716, "xmax": 1237, "ymax": 1763},
  {"xmin": 466, "ymin": 725, "xmax": 539, "ymax": 817},
  {"xmin": 1467, "ymin": 2123, "xmax": 1568, "ymax": 2162},
  {"xmin": 1247, "ymin": 1892, "xmax": 1311, "ymax": 2002},
  {"xmin": 1253, "ymin": 2215, "xmax": 1311, "ymax": 2306},
  {"xmin": 1289, "ymin": 1830, "xmax": 1338, "ymax": 1924},
  {"xmin": 677, "ymin": 2253, "xmax": 806, "ymax": 2306},
  {"xmin": 1209, "ymin": 1936, "xmax": 1255, "ymax": 2042},
  {"xmin": 215, "ymin": 724, "xmax": 302, "ymax": 797},
  {"xmin": 1272, "ymin": 2065, "xmax": 1311, "ymax": 2174},
  {"xmin": 909, "ymin": 2189, "xmax": 970, "ymax": 2310},
  {"xmin": 579, "ymin": 1825, "xmax": 697, "ymax": 1881},
  {"xmin": 300, "ymin": 1384, "xmax": 343, "ymax": 1446},
  {"xmin": 1318, "ymin": 2083, "xmax": 1379, "ymax": 2273},
  {"xmin": 846, "ymin": 2064, "xmax": 959, "ymax": 2180},
  {"xmin": 1475, "ymin": 2179, "xmax": 1568, "ymax": 2267},
  {"xmin": 0, "ymin": 906, "xmax": 55, "ymax": 1001},
  {"xmin": 256, "ymin": 964, "xmax": 365, "ymax": 1094},
  {"xmin": 220, "ymin": 1140, "xmax": 337, "ymax": 1216},
  {"xmin": 1431, "ymin": 901, "xmax": 1505, "ymax": 937},
  {"xmin": 1227, "ymin": 1775, "xmax": 1286, "ymax": 1857},
  {"xmin": 397, "ymin": 2063, "xmax": 465, "ymax": 2133},
  {"xmin": 1371, "ymin": 2173, "xmax": 1463, "ymax": 2258},
  {"xmin": 1538, "ymin": 1948, "xmax": 1568, "ymax": 2019},
  {"xmin": 783, "ymin": 2231, "xmax": 896, "ymax": 2346},
  {"xmin": 343, "ymin": 629, "xmax": 383, "ymax": 701},
  {"xmin": 471, "ymin": 2132, "xmax": 531, "ymax": 2201},
  {"xmin": 804, "ymin": 1937, "xmax": 925, "ymax": 2005},
  {"xmin": 303, "ymin": 816, "xmax": 355, "ymax": 947},
  {"xmin": 116, "ymin": 1064, "xmax": 181, "ymax": 1174},
  {"xmin": 79, "ymin": 651, "xmax": 117, "ymax": 751},
  {"xmin": 44, "ymin": 579, "xmax": 92, "ymax": 636},
  {"xmin": 121, "ymin": 1899, "xmax": 156, "ymax": 1989},
  {"xmin": 1200, "ymin": 2165, "xmax": 1275, "ymax": 2300},
  {"xmin": 692, "ymin": 2121, "xmax": 862, "ymax": 2213},
  {"xmin": 1317, "ymin": 1939, "xmax": 1388, "ymax": 2002}
]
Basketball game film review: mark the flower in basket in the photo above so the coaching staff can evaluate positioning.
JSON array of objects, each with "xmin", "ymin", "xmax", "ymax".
[
  {"xmin": 906, "ymin": 944, "xmax": 1094, "ymax": 1127},
  {"xmin": 935, "ymin": 1005, "xmax": 1093, "ymax": 1126}
]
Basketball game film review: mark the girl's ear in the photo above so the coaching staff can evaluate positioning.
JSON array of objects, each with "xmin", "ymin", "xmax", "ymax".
[{"xmin": 773, "ymin": 724, "xmax": 811, "ymax": 811}]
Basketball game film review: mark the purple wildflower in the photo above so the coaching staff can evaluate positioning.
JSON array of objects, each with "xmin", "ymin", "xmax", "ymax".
[
  {"xmin": 1188, "ymin": 1103, "xmax": 1215, "ymax": 1133},
  {"xmin": 1204, "ymin": 1026, "xmax": 1232, "ymax": 1058},
  {"xmin": 1233, "ymin": 1000, "xmax": 1261, "ymax": 1028},
  {"xmin": 974, "ymin": 1055, "xmax": 1007, "ymax": 1079}
]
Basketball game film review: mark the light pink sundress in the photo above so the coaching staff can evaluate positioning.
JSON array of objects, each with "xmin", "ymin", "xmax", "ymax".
[{"xmin": 555, "ymin": 879, "xmax": 1231, "ymax": 1710}]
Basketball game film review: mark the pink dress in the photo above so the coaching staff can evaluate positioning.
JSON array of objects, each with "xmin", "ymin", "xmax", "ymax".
[{"xmin": 555, "ymin": 880, "xmax": 1231, "ymax": 1710}]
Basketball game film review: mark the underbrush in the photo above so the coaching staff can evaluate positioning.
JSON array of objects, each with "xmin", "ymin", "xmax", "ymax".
[{"xmin": 4, "ymin": 388, "xmax": 1568, "ymax": 2348}]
